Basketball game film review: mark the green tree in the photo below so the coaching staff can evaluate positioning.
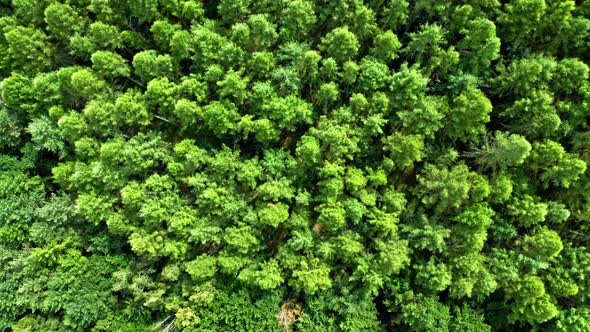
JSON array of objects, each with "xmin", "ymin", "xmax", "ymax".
[
  {"xmin": 44, "ymin": 3, "xmax": 85, "ymax": 42},
  {"xmin": 445, "ymin": 87, "xmax": 492, "ymax": 142},
  {"xmin": 370, "ymin": 30, "xmax": 402, "ymax": 63},
  {"xmin": 415, "ymin": 258, "xmax": 452, "ymax": 292},
  {"xmin": 450, "ymin": 304, "xmax": 491, "ymax": 332},
  {"xmin": 248, "ymin": 14, "xmax": 278, "ymax": 50},
  {"xmin": 356, "ymin": 57, "xmax": 389, "ymax": 93},
  {"xmin": 401, "ymin": 294, "xmax": 451, "ymax": 332},
  {"xmin": 528, "ymin": 140, "xmax": 587, "ymax": 188},
  {"xmin": 521, "ymin": 227, "xmax": 563, "ymax": 260},
  {"xmin": 290, "ymin": 257, "xmax": 332, "ymax": 294},
  {"xmin": 552, "ymin": 308, "xmax": 590, "ymax": 332},
  {"xmin": 132, "ymin": 50, "xmax": 176, "ymax": 83},
  {"xmin": 506, "ymin": 275, "xmax": 559, "ymax": 324},
  {"xmin": 279, "ymin": 0, "xmax": 316, "ymax": 41},
  {"xmin": 261, "ymin": 95, "xmax": 313, "ymax": 131},
  {"xmin": 469, "ymin": 131, "xmax": 532, "ymax": 171},
  {"xmin": 91, "ymin": 51, "xmax": 131, "ymax": 79},
  {"xmin": 416, "ymin": 164, "xmax": 471, "ymax": 213},
  {"xmin": 382, "ymin": 133, "xmax": 424, "ymax": 169},
  {"xmin": 319, "ymin": 27, "xmax": 360, "ymax": 63},
  {"xmin": 202, "ymin": 101, "xmax": 241, "ymax": 136},
  {"xmin": 218, "ymin": 0, "xmax": 251, "ymax": 24},
  {"xmin": 4, "ymin": 26, "xmax": 52, "ymax": 73},
  {"xmin": 1, "ymin": 73, "xmax": 37, "ymax": 115},
  {"xmin": 457, "ymin": 18, "xmax": 501, "ymax": 74}
]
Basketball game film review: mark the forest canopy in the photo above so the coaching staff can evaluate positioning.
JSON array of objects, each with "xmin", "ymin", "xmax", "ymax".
[{"xmin": 1, "ymin": 0, "xmax": 590, "ymax": 331}]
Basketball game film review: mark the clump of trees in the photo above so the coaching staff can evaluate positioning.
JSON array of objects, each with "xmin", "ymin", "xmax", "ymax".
[{"xmin": 1, "ymin": 0, "xmax": 590, "ymax": 331}]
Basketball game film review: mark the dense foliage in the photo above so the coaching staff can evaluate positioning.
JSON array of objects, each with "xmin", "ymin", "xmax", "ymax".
[{"xmin": 1, "ymin": 0, "xmax": 590, "ymax": 331}]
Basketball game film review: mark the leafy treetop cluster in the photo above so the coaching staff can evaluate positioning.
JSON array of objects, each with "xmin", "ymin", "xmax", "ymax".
[{"xmin": 1, "ymin": 0, "xmax": 590, "ymax": 331}]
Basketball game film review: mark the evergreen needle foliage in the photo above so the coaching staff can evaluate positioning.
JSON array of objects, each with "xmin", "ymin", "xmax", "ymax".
[{"xmin": 1, "ymin": 0, "xmax": 590, "ymax": 331}]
